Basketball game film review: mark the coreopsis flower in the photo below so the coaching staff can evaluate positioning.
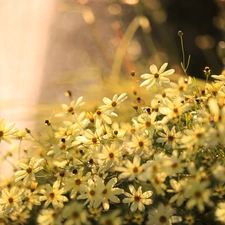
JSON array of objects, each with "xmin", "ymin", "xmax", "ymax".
[
  {"xmin": 47, "ymin": 136, "xmax": 75, "ymax": 158},
  {"xmin": 99, "ymin": 93, "xmax": 127, "ymax": 114},
  {"xmin": 162, "ymin": 150, "xmax": 186, "ymax": 175},
  {"xmin": 150, "ymin": 172, "xmax": 167, "ymax": 196},
  {"xmin": 167, "ymin": 178, "xmax": 187, "ymax": 206},
  {"xmin": 62, "ymin": 202, "xmax": 90, "ymax": 225},
  {"xmin": 159, "ymin": 96, "xmax": 191, "ymax": 123},
  {"xmin": 60, "ymin": 96, "xmax": 85, "ymax": 116},
  {"xmin": 54, "ymin": 123, "xmax": 80, "ymax": 140},
  {"xmin": 99, "ymin": 209, "xmax": 122, "ymax": 225},
  {"xmin": 0, "ymin": 119, "xmax": 16, "ymax": 144},
  {"xmin": 184, "ymin": 180, "xmax": 213, "ymax": 212},
  {"xmin": 39, "ymin": 181, "xmax": 68, "ymax": 209},
  {"xmin": 215, "ymin": 202, "xmax": 225, "ymax": 223},
  {"xmin": 156, "ymin": 126, "xmax": 182, "ymax": 149},
  {"xmin": 98, "ymin": 142, "xmax": 123, "ymax": 168},
  {"xmin": 115, "ymin": 154, "xmax": 145, "ymax": 181},
  {"xmin": 77, "ymin": 176, "xmax": 104, "ymax": 209},
  {"xmin": 0, "ymin": 187, "xmax": 23, "ymax": 214},
  {"xmin": 212, "ymin": 164, "xmax": 225, "ymax": 183},
  {"xmin": 101, "ymin": 177, "xmax": 124, "ymax": 211},
  {"xmin": 213, "ymin": 185, "xmax": 225, "ymax": 199},
  {"xmin": 123, "ymin": 185, "xmax": 153, "ymax": 212},
  {"xmin": 205, "ymin": 82, "xmax": 225, "ymax": 98},
  {"xmin": 75, "ymin": 128, "xmax": 102, "ymax": 148},
  {"xmin": 9, "ymin": 208, "xmax": 30, "ymax": 224},
  {"xmin": 65, "ymin": 168, "xmax": 90, "ymax": 198},
  {"xmin": 140, "ymin": 63, "xmax": 175, "ymax": 91},
  {"xmin": 14, "ymin": 157, "xmax": 44, "ymax": 184},
  {"xmin": 94, "ymin": 108, "xmax": 118, "ymax": 128},
  {"xmin": 133, "ymin": 112, "xmax": 157, "ymax": 135},
  {"xmin": 165, "ymin": 76, "xmax": 192, "ymax": 97},
  {"xmin": 127, "ymin": 133, "xmax": 152, "ymax": 155},
  {"xmin": 22, "ymin": 189, "xmax": 41, "ymax": 210},
  {"xmin": 37, "ymin": 208, "xmax": 62, "ymax": 225},
  {"xmin": 147, "ymin": 203, "xmax": 175, "ymax": 225},
  {"xmin": 0, "ymin": 211, "xmax": 8, "ymax": 225},
  {"xmin": 181, "ymin": 123, "xmax": 210, "ymax": 150}
]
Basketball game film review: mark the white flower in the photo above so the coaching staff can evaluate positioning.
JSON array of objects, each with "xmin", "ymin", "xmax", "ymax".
[
  {"xmin": 14, "ymin": 157, "xmax": 44, "ymax": 184},
  {"xmin": 123, "ymin": 185, "xmax": 153, "ymax": 212},
  {"xmin": 99, "ymin": 93, "xmax": 127, "ymax": 114},
  {"xmin": 147, "ymin": 203, "xmax": 175, "ymax": 225},
  {"xmin": 0, "ymin": 119, "xmax": 16, "ymax": 144},
  {"xmin": 215, "ymin": 202, "xmax": 225, "ymax": 223},
  {"xmin": 140, "ymin": 63, "xmax": 175, "ymax": 90}
]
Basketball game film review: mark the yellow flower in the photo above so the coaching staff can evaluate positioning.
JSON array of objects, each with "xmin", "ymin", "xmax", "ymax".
[
  {"xmin": 0, "ymin": 119, "xmax": 16, "ymax": 144},
  {"xmin": 39, "ymin": 181, "xmax": 68, "ymax": 209},
  {"xmin": 0, "ymin": 187, "xmax": 23, "ymax": 214},
  {"xmin": 123, "ymin": 185, "xmax": 153, "ymax": 212},
  {"xmin": 14, "ymin": 157, "xmax": 44, "ymax": 185},
  {"xmin": 140, "ymin": 63, "xmax": 175, "ymax": 90}
]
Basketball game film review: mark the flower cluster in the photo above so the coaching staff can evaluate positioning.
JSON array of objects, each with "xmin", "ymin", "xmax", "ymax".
[{"xmin": 1, "ymin": 62, "xmax": 225, "ymax": 224}]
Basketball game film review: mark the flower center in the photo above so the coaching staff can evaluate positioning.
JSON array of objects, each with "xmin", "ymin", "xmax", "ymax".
[
  {"xmin": 26, "ymin": 167, "xmax": 32, "ymax": 174},
  {"xmin": 109, "ymin": 152, "xmax": 114, "ymax": 158},
  {"xmin": 92, "ymin": 137, "xmax": 97, "ymax": 143},
  {"xmin": 8, "ymin": 197, "xmax": 14, "ymax": 203},
  {"xmin": 90, "ymin": 190, "xmax": 95, "ymax": 196},
  {"xmin": 49, "ymin": 192, "xmax": 55, "ymax": 199},
  {"xmin": 0, "ymin": 131, "xmax": 3, "ymax": 137},
  {"xmin": 154, "ymin": 73, "xmax": 159, "ymax": 78},
  {"xmin": 134, "ymin": 195, "xmax": 141, "ymax": 202},
  {"xmin": 111, "ymin": 101, "xmax": 117, "ymax": 107},
  {"xmin": 159, "ymin": 215, "xmax": 167, "ymax": 223},
  {"xmin": 139, "ymin": 141, "xmax": 144, "ymax": 147},
  {"xmin": 75, "ymin": 179, "xmax": 81, "ymax": 185},
  {"xmin": 168, "ymin": 135, "xmax": 175, "ymax": 141},
  {"xmin": 68, "ymin": 107, "xmax": 74, "ymax": 113}
]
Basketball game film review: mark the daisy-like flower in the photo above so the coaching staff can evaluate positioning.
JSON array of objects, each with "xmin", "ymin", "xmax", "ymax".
[
  {"xmin": 99, "ymin": 209, "xmax": 122, "ymax": 225},
  {"xmin": 159, "ymin": 96, "xmax": 191, "ymax": 123},
  {"xmin": 62, "ymin": 201, "xmax": 89, "ymax": 225},
  {"xmin": 60, "ymin": 96, "xmax": 85, "ymax": 116},
  {"xmin": 147, "ymin": 203, "xmax": 175, "ymax": 225},
  {"xmin": 98, "ymin": 142, "xmax": 123, "ymax": 168},
  {"xmin": 37, "ymin": 208, "xmax": 62, "ymax": 225},
  {"xmin": 156, "ymin": 126, "xmax": 182, "ymax": 149},
  {"xmin": 99, "ymin": 93, "xmax": 127, "ymax": 114},
  {"xmin": 65, "ymin": 168, "xmax": 90, "ymax": 199},
  {"xmin": 75, "ymin": 128, "xmax": 102, "ymax": 148},
  {"xmin": 77, "ymin": 176, "xmax": 104, "ymax": 209},
  {"xmin": 123, "ymin": 185, "xmax": 153, "ymax": 212},
  {"xmin": 167, "ymin": 178, "xmax": 187, "ymax": 206},
  {"xmin": 39, "ymin": 181, "xmax": 68, "ymax": 209},
  {"xmin": 94, "ymin": 108, "xmax": 115, "ymax": 128},
  {"xmin": 127, "ymin": 133, "xmax": 152, "ymax": 155},
  {"xmin": 133, "ymin": 112, "xmax": 157, "ymax": 135},
  {"xmin": 101, "ymin": 177, "xmax": 124, "ymax": 211},
  {"xmin": 215, "ymin": 202, "xmax": 225, "ymax": 223},
  {"xmin": 140, "ymin": 63, "xmax": 175, "ymax": 91},
  {"xmin": 0, "ymin": 187, "xmax": 23, "ymax": 214},
  {"xmin": 115, "ymin": 154, "xmax": 145, "ymax": 181},
  {"xmin": 14, "ymin": 157, "xmax": 44, "ymax": 185},
  {"xmin": 0, "ymin": 119, "xmax": 16, "ymax": 144},
  {"xmin": 184, "ymin": 179, "xmax": 213, "ymax": 212}
]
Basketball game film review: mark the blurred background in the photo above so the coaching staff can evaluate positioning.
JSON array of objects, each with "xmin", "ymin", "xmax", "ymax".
[
  {"xmin": 1, "ymin": 0, "xmax": 225, "ymax": 123},
  {"xmin": 1, "ymin": 0, "xmax": 225, "ymax": 175}
]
